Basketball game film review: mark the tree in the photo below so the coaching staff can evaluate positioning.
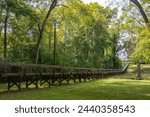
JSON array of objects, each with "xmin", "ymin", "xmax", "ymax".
[
  {"xmin": 0, "ymin": 0, "xmax": 122, "ymax": 69},
  {"xmin": 131, "ymin": 28, "xmax": 150, "ymax": 79},
  {"xmin": 36, "ymin": 0, "xmax": 57, "ymax": 64},
  {"xmin": 3, "ymin": 2, "xmax": 9, "ymax": 59},
  {"xmin": 110, "ymin": 0, "xmax": 149, "ymax": 78},
  {"xmin": 0, "ymin": 0, "xmax": 37, "ymax": 60},
  {"xmin": 130, "ymin": 0, "xmax": 149, "ymax": 79},
  {"xmin": 54, "ymin": 1, "xmax": 117, "ymax": 68}
]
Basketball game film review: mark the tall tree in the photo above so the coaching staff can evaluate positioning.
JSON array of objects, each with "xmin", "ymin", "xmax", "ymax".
[
  {"xmin": 130, "ymin": 0, "xmax": 149, "ymax": 79},
  {"xmin": 0, "ymin": 0, "xmax": 36, "ymax": 60},
  {"xmin": 36, "ymin": 0, "xmax": 58, "ymax": 64},
  {"xmin": 3, "ymin": 3, "xmax": 9, "ymax": 59}
]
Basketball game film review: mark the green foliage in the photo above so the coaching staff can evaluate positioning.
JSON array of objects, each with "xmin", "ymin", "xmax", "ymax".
[
  {"xmin": 9, "ymin": 43, "xmax": 36, "ymax": 63},
  {"xmin": 103, "ymin": 56, "xmax": 122, "ymax": 69},
  {"xmin": 109, "ymin": 0, "xmax": 150, "ymax": 67},
  {"xmin": 0, "ymin": 0, "xmax": 122, "ymax": 68},
  {"xmin": 131, "ymin": 28, "xmax": 150, "ymax": 63},
  {"xmin": 113, "ymin": 56, "xmax": 123, "ymax": 68}
]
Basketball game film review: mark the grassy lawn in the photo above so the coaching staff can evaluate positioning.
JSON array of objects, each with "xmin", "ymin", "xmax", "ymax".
[{"xmin": 0, "ymin": 64, "xmax": 150, "ymax": 100}]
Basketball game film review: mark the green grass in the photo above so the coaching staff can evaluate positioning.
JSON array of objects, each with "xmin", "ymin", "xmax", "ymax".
[{"xmin": 0, "ymin": 64, "xmax": 150, "ymax": 100}]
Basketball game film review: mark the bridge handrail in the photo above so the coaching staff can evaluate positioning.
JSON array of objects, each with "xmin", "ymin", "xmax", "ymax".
[{"xmin": 0, "ymin": 61, "xmax": 129, "ymax": 74}]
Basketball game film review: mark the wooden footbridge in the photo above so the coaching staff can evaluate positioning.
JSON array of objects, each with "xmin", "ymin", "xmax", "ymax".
[{"xmin": 0, "ymin": 61, "xmax": 129, "ymax": 92}]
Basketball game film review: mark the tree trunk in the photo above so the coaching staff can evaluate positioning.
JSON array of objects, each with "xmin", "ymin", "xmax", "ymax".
[
  {"xmin": 53, "ymin": 22, "xmax": 56, "ymax": 65},
  {"xmin": 137, "ymin": 63, "xmax": 142, "ymax": 80},
  {"xmin": 35, "ymin": 0, "xmax": 57, "ymax": 64},
  {"xmin": 130, "ymin": 0, "xmax": 149, "ymax": 27},
  {"xmin": 4, "ymin": 8, "xmax": 9, "ymax": 60},
  {"xmin": 36, "ymin": 31, "xmax": 43, "ymax": 64},
  {"xmin": 49, "ymin": 24, "xmax": 52, "ymax": 51}
]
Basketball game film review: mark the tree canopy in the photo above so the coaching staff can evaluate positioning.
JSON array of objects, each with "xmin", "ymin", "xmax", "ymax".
[{"xmin": 0, "ymin": 0, "xmax": 149, "ymax": 70}]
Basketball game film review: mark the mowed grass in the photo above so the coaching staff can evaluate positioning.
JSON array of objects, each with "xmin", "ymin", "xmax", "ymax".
[{"xmin": 0, "ymin": 64, "xmax": 150, "ymax": 100}]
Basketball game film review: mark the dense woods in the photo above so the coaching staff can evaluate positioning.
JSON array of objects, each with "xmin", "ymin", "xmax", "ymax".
[{"xmin": 0, "ymin": 0, "xmax": 149, "ymax": 70}]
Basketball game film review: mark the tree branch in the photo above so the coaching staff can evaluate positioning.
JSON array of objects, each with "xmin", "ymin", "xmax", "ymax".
[{"xmin": 130, "ymin": 0, "xmax": 149, "ymax": 26}]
